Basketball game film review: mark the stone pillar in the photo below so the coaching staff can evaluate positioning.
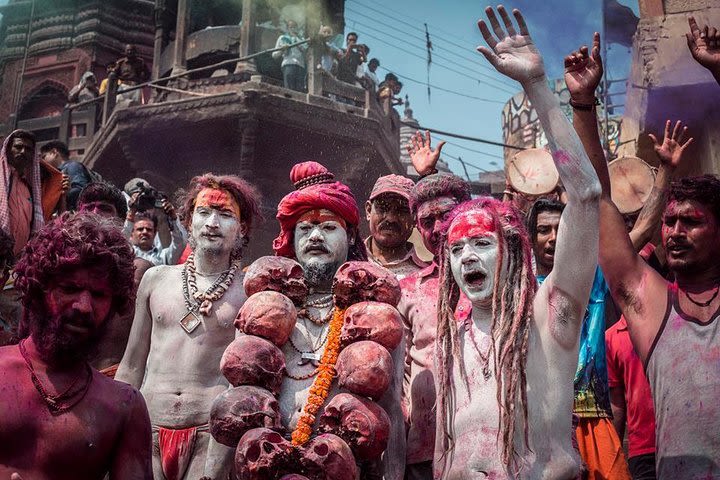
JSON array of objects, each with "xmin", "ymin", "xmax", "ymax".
[
  {"xmin": 238, "ymin": 118, "xmax": 258, "ymax": 177},
  {"xmin": 171, "ymin": 0, "xmax": 190, "ymax": 75},
  {"xmin": 152, "ymin": 0, "xmax": 167, "ymax": 80},
  {"xmin": 234, "ymin": 0, "xmax": 257, "ymax": 75}
]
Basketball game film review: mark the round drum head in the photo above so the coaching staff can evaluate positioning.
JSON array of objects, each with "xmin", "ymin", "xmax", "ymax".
[
  {"xmin": 608, "ymin": 156, "xmax": 656, "ymax": 214},
  {"xmin": 507, "ymin": 148, "xmax": 559, "ymax": 195}
]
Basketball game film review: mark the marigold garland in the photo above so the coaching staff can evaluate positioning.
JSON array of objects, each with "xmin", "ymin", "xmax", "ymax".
[{"xmin": 291, "ymin": 306, "xmax": 346, "ymax": 446}]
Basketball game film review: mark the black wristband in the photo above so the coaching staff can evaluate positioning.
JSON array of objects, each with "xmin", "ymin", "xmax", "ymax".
[
  {"xmin": 419, "ymin": 168, "xmax": 439, "ymax": 179},
  {"xmin": 569, "ymin": 97, "xmax": 599, "ymax": 111}
]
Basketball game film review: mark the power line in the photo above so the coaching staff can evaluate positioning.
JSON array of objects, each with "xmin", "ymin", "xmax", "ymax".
[
  {"xmin": 404, "ymin": 121, "xmax": 525, "ymax": 150},
  {"xmin": 378, "ymin": 66, "xmax": 506, "ymax": 104},
  {"xmin": 348, "ymin": 17, "xmax": 516, "ymax": 95},
  {"xmin": 347, "ymin": 2, "xmax": 507, "ymax": 82},
  {"xmin": 351, "ymin": 27, "xmax": 516, "ymax": 96},
  {"xmin": 435, "ymin": 136, "xmax": 505, "ymax": 159}
]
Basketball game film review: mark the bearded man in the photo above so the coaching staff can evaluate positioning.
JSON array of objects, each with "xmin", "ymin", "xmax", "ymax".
[
  {"xmin": 273, "ymin": 161, "xmax": 406, "ymax": 479},
  {"xmin": 432, "ymin": 7, "xmax": 601, "ymax": 479},
  {"xmin": 0, "ymin": 212, "xmax": 152, "ymax": 479},
  {"xmin": 399, "ymin": 132, "xmax": 471, "ymax": 480},
  {"xmin": 116, "ymin": 174, "xmax": 261, "ymax": 479}
]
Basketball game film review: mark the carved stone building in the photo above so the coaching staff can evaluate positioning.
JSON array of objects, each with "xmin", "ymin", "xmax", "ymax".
[{"xmin": 0, "ymin": 0, "xmax": 403, "ymax": 261}]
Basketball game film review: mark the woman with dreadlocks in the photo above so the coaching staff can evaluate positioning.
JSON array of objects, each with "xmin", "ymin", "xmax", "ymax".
[{"xmin": 433, "ymin": 6, "xmax": 601, "ymax": 479}]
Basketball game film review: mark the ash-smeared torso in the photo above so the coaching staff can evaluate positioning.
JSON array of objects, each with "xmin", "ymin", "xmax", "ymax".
[
  {"xmin": 140, "ymin": 265, "xmax": 245, "ymax": 427},
  {"xmin": 440, "ymin": 311, "xmax": 582, "ymax": 480}
]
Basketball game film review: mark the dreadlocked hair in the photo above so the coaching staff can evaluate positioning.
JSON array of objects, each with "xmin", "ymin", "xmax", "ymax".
[{"xmin": 436, "ymin": 197, "xmax": 537, "ymax": 476}]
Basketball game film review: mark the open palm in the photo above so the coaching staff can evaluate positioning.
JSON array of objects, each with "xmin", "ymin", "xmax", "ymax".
[
  {"xmin": 477, "ymin": 6, "xmax": 545, "ymax": 84},
  {"xmin": 564, "ymin": 33, "xmax": 603, "ymax": 102},
  {"xmin": 687, "ymin": 17, "xmax": 720, "ymax": 72},
  {"xmin": 648, "ymin": 120, "xmax": 693, "ymax": 170}
]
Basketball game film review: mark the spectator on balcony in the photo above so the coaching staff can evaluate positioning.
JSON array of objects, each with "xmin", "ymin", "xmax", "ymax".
[
  {"xmin": 337, "ymin": 32, "xmax": 367, "ymax": 85},
  {"xmin": 273, "ymin": 19, "xmax": 308, "ymax": 92},
  {"xmin": 68, "ymin": 71, "xmax": 99, "ymax": 106},
  {"xmin": 316, "ymin": 24, "xmax": 342, "ymax": 74},
  {"xmin": 40, "ymin": 141, "xmax": 93, "ymax": 211},
  {"xmin": 378, "ymin": 73, "xmax": 403, "ymax": 106},
  {"xmin": 99, "ymin": 62, "xmax": 119, "ymax": 95},
  {"xmin": 362, "ymin": 57, "xmax": 380, "ymax": 91},
  {"xmin": 114, "ymin": 44, "xmax": 150, "ymax": 105}
]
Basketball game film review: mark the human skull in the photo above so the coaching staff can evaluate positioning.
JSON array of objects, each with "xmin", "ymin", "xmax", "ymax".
[
  {"xmin": 332, "ymin": 261, "xmax": 401, "ymax": 309},
  {"xmin": 341, "ymin": 301, "xmax": 403, "ymax": 351},
  {"xmin": 244, "ymin": 256, "xmax": 309, "ymax": 306},
  {"xmin": 235, "ymin": 427, "xmax": 295, "ymax": 480},
  {"xmin": 220, "ymin": 335, "xmax": 286, "ymax": 394},
  {"xmin": 336, "ymin": 341, "xmax": 393, "ymax": 401},
  {"xmin": 318, "ymin": 393, "xmax": 391, "ymax": 461},
  {"xmin": 209, "ymin": 386, "xmax": 283, "ymax": 447},
  {"xmin": 235, "ymin": 291, "xmax": 297, "ymax": 347},
  {"xmin": 299, "ymin": 433, "xmax": 358, "ymax": 480}
]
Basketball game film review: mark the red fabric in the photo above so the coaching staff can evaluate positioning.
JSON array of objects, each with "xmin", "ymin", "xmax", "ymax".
[
  {"xmin": 605, "ymin": 317, "xmax": 656, "ymax": 458},
  {"xmin": 178, "ymin": 244, "xmax": 191, "ymax": 264},
  {"xmin": 274, "ymin": 161, "xmax": 359, "ymax": 258},
  {"xmin": 158, "ymin": 426, "xmax": 198, "ymax": 480}
]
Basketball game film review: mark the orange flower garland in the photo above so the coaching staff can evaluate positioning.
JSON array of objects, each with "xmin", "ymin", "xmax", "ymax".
[{"xmin": 291, "ymin": 307, "xmax": 346, "ymax": 446}]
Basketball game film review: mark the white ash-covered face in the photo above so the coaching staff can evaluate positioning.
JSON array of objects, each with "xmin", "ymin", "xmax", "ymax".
[
  {"xmin": 294, "ymin": 209, "xmax": 349, "ymax": 287},
  {"xmin": 448, "ymin": 209, "xmax": 504, "ymax": 307}
]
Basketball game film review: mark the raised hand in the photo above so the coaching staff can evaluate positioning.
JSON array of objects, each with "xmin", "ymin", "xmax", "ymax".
[
  {"xmin": 406, "ymin": 130, "xmax": 446, "ymax": 176},
  {"xmin": 648, "ymin": 120, "xmax": 694, "ymax": 170},
  {"xmin": 686, "ymin": 17, "xmax": 720, "ymax": 76},
  {"xmin": 564, "ymin": 32, "xmax": 603, "ymax": 104},
  {"xmin": 476, "ymin": 5, "xmax": 545, "ymax": 85}
]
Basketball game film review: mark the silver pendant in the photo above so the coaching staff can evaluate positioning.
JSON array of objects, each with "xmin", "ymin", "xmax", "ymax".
[
  {"xmin": 179, "ymin": 309, "xmax": 202, "ymax": 334},
  {"xmin": 298, "ymin": 352, "xmax": 322, "ymax": 366}
]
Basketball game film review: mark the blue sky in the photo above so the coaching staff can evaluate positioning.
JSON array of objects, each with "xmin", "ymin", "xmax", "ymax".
[{"xmin": 344, "ymin": 0, "xmax": 639, "ymax": 178}]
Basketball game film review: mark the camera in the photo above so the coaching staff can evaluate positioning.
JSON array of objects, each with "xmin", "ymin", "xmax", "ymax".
[{"xmin": 134, "ymin": 181, "xmax": 167, "ymax": 212}]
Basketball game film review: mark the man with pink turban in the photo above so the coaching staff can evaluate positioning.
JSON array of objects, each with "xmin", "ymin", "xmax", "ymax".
[{"xmin": 272, "ymin": 161, "xmax": 406, "ymax": 479}]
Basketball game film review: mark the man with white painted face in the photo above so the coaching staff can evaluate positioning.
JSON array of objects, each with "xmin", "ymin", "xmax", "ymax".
[
  {"xmin": 116, "ymin": 174, "xmax": 261, "ymax": 479},
  {"xmin": 273, "ymin": 161, "xmax": 406, "ymax": 479},
  {"xmin": 365, "ymin": 174, "xmax": 427, "ymax": 280},
  {"xmin": 399, "ymin": 131, "xmax": 471, "ymax": 480},
  {"xmin": 571, "ymin": 19, "xmax": 720, "ymax": 480},
  {"xmin": 433, "ymin": 6, "xmax": 601, "ymax": 478}
]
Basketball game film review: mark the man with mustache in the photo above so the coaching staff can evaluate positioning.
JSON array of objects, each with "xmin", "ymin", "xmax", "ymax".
[
  {"xmin": 116, "ymin": 174, "xmax": 261, "ymax": 479},
  {"xmin": 399, "ymin": 131, "xmax": 471, "ymax": 480},
  {"xmin": 0, "ymin": 212, "xmax": 152, "ymax": 479},
  {"xmin": 571, "ymin": 19, "xmax": 720, "ymax": 480},
  {"xmin": 365, "ymin": 174, "xmax": 428, "ymax": 280},
  {"xmin": 273, "ymin": 161, "xmax": 406, "ymax": 479}
]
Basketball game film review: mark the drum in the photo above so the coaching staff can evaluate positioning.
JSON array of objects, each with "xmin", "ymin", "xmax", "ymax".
[
  {"xmin": 506, "ymin": 148, "xmax": 559, "ymax": 196},
  {"xmin": 608, "ymin": 156, "xmax": 656, "ymax": 214}
]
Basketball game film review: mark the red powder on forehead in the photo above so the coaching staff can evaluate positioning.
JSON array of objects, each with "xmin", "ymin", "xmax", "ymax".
[
  {"xmin": 298, "ymin": 209, "xmax": 347, "ymax": 229},
  {"xmin": 195, "ymin": 188, "xmax": 240, "ymax": 218},
  {"xmin": 447, "ymin": 210, "xmax": 496, "ymax": 244}
]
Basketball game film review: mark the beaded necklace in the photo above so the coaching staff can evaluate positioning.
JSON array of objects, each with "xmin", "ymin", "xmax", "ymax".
[{"xmin": 179, "ymin": 253, "xmax": 241, "ymax": 333}]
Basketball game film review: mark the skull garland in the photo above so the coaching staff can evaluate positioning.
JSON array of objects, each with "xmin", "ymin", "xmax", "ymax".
[
  {"xmin": 235, "ymin": 291, "xmax": 297, "ymax": 347},
  {"xmin": 299, "ymin": 433, "xmax": 359, "ymax": 480},
  {"xmin": 336, "ymin": 340, "xmax": 394, "ymax": 401},
  {"xmin": 235, "ymin": 428, "xmax": 296, "ymax": 480},
  {"xmin": 243, "ymin": 256, "xmax": 309, "ymax": 306},
  {"xmin": 332, "ymin": 261, "xmax": 401, "ymax": 309},
  {"xmin": 340, "ymin": 301, "xmax": 403, "ymax": 351},
  {"xmin": 220, "ymin": 335, "xmax": 286, "ymax": 394},
  {"xmin": 209, "ymin": 386, "xmax": 283, "ymax": 448},
  {"xmin": 318, "ymin": 392, "xmax": 391, "ymax": 461}
]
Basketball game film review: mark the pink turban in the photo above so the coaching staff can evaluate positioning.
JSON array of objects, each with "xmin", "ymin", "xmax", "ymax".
[{"xmin": 273, "ymin": 161, "xmax": 360, "ymax": 258}]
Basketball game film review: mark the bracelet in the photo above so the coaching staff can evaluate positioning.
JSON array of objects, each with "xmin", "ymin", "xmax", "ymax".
[
  {"xmin": 419, "ymin": 168, "xmax": 439, "ymax": 179},
  {"xmin": 503, "ymin": 190, "xmax": 515, "ymax": 197},
  {"xmin": 569, "ymin": 97, "xmax": 599, "ymax": 111}
]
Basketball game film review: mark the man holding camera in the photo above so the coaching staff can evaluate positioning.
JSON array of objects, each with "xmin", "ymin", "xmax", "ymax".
[{"xmin": 123, "ymin": 188, "xmax": 187, "ymax": 266}]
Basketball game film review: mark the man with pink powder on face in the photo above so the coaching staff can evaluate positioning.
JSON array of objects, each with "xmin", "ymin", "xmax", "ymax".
[
  {"xmin": 399, "ymin": 131, "xmax": 471, "ymax": 480},
  {"xmin": 573, "ymin": 15, "xmax": 720, "ymax": 480}
]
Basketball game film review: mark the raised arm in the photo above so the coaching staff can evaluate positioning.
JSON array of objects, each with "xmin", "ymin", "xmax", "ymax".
[
  {"xmin": 565, "ymin": 34, "xmax": 668, "ymax": 361},
  {"xmin": 478, "ymin": 6, "xmax": 600, "ymax": 329},
  {"xmin": 629, "ymin": 120, "xmax": 693, "ymax": 250},
  {"xmin": 114, "ymin": 268, "xmax": 156, "ymax": 388},
  {"xmin": 406, "ymin": 130, "xmax": 446, "ymax": 177},
  {"xmin": 687, "ymin": 17, "xmax": 720, "ymax": 85}
]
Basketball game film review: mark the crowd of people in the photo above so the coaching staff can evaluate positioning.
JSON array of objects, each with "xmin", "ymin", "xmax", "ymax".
[{"xmin": 1, "ymin": 6, "xmax": 719, "ymax": 480}]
